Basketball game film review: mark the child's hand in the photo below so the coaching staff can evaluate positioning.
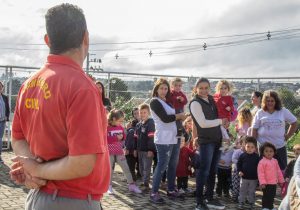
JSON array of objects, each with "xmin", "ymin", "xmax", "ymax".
[
  {"xmin": 238, "ymin": 171, "xmax": 244, "ymax": 177},
  {"xmin": 219, "ymin": 160, "xmax": 225, "ymax": 165},
  {"xmin": 116, "ymin": 133, "xmax": 123, "ymax": 141},
  {"xmin": 147, "ymin": 151, "xmax": 154, "ymax": 158},
  {"xmin": 177, "ymin": 96, "xmax": 183, "ymax": 102},
  {"xmin": 225, "ymin": 106, "xmax": 231, "ymax": 111},
  {"xmin": 188, "ymin": 166, "xmax": 191, "ymax": 171},
  {"xmin": 260, "ymin": 184, "xmax": 266, "ymax": 190},
  {"xmin": 285, "ymin": 178, "xmax": 290, "ymax": 182},
  {"xmin": 124, "ymin": 149, "xmax": 129, "ymax": 155},
  {"xmin": 133, "ymin": 150, "xmax": 137, "ymax": 158}
]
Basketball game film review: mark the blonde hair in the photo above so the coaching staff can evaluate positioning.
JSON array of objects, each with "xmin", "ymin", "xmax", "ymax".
[
  {"xmin": 237, "ymin": 107, "xmax": 253, "ymax": 128},
  {"xmin": 215, "ymin": 79, "xmax": 233, "ymax": 94},
  {"xmin": 170, "ymin": 77, "xmax": 183, "ymax": 86},
  {"xmin": 183, "ymin": 116, "xmax": 192, "ymax": 129},
  {"xmin": 107, "ymin": 109, "xmax": 124, "ymax": 125}
]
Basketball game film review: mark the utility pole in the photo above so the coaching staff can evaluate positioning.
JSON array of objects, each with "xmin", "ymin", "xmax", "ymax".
[{"xmin": 85, "ymin": 52, "xmax": 101, "ymax": 74}]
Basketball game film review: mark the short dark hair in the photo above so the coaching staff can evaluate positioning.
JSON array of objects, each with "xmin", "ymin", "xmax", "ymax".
[
  {"xmin": 151, "ymin": 78, "xmax": 171, "ymax": 98},
  {"xmin": 253, "ymin": 91, "xmax": 263, "ymax": 99},
  {"xmin": 261, "ymin": 90, "xmax": 282, "ymax": 111},
  {"xmin": 260, "ymin": 142, "xmax": 277, "ymax": 155},
  {"xmin": 131, "ymin": 107, "xmax": 139, "ymax": 117},
  {"xmin": 45, "ymin": 3, "xmax": 87, "ymax": 54},
  {"xmin": 245, "ymin": 136, "xmax": 257, "ymax": 147}
]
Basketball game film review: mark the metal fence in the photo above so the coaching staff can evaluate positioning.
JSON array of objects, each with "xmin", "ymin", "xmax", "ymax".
[{"xmin": 1, "ymin": 65, "xmax": 300, "ymax": 149}]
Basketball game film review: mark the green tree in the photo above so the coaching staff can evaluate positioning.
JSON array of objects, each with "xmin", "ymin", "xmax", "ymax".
[
  {"xmin": 109, "ymin": 77, "xmax": 131, "ymax": 103},
  {"xmin": 278, "ymin": 87, "xmax": 299, "ymax": 113},
  {"xmin": 113, "ymin": 96, "xmax": 135, "ymax": 121}
]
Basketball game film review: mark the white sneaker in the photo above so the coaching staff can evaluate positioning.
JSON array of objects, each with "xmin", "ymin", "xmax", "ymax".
[
  {"xmin": 107, "ymin": 185, "xmax": 114, "ymax": 195},
  {"xmin": 128, "ymin": 183, "xmax": 142, "ymax": 194}
]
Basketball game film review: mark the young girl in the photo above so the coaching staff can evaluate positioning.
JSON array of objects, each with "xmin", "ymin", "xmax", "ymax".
[
  {"xmin": 213, "ymin": 80, "xmax": 235, "ymax": 142},
  {"xmin": 258, "ymin": 142, "xmax": 284, "ymax": 210},
  {"xmin": 183, "ymin": 116, "xmax": 194, "ymax": 150},
  {"xmin": 107, "ymin": 109, "xmax": 141, "ymax": 194},
  {"xmin": 236, "ymin": 107, "xmax": 253, "ymax": 138}
]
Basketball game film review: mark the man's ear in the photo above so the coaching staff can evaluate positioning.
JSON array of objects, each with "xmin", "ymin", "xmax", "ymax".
[
  {"xmin": 83, "ymin": 30, "xmax": 89, "ymax": 47},
  {"xmin": 44, "ymin": 34, "xmax": 51, "ymax": 47}
]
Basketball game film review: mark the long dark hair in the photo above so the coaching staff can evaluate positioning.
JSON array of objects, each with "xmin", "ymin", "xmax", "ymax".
[
  {"xmin": 151, "ymin": 78, "xmax": 171, "ymax": 99},
  {"xmin": 95, "ymin": 81, "xmax": 106, "ymax": 102}
]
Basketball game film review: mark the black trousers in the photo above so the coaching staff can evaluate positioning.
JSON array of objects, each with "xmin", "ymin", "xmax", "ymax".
[
  {"xmin": 177, "ymin": 176, "xmax": 188, "ymax": 189},
  {"xmin": 125, "ymin": 154, "xmax": 137, "ymax": 181},
  {"xmin": 216, "ymin": 167, "xmax": 232, "ymax": 195},
  {"xmin": 262, "ymin": 184, "xmax": 277, "ymax": 209}
]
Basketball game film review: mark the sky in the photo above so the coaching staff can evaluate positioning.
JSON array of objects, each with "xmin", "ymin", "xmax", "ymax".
[{"xmin": 0, "ymin": 0, "xmax": 300, "ymax": 77}]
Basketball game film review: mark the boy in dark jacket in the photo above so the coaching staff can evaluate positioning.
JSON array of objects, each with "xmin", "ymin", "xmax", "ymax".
[
  {"xmin": 237, "ymin": 136, "xmax": 260, "ymax": 209},
  {"xmin": 124, "ymin": 119, "xmax": 139, "ymax": 182},
  {"xmin": 136, "ymin": 104, "xmax": 156, "ymax": 190}
]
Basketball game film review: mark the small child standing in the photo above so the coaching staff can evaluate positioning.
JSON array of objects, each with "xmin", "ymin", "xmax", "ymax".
[
  {"xmin": 235, "ymin": 108, "xmax": 252, "ymax": 138},
  {"xmin": 237, "ymin": 136, "xmax": 260, "ymax": 209},
  {"xmin": 124, "ymin": 119, "xmax": 139, "ymax": 182},
  {"xmin": 216, "ymin": 140, "xmax": 234, "ymax": 198},
  {"xmin": 176, "ymin": 136, "xmax": 194, "ymax": 194},
  {"xmin": 258, "ymin": 142, "xmax": 284, "ymax": 210},
  {"xmin": 136, "ymin": 104, "xmax": 156, "ymax": 190},
  {"xmin": 213, "ymin": 80, "xmax": 234, "ymax": 141},
  {"xmin": 107, "ymin": 109, "xmax": 141, "ymax": 194},
  {"xmin": 167, "ymin": 77, "xmax": 188, "ymax": 137},
  {"xmin": 230, "ymin": 136, "xmax": 246, "ymax": 202}
]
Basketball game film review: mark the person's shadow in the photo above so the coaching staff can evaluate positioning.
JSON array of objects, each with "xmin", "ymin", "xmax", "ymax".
[{"xmin": 0, "ymin": 162, "xmax": 29, "ymax": 193}]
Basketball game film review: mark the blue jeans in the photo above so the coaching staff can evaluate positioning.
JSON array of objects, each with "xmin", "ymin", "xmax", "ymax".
[
  {"xmin": 0, "ymin": 121, "xmax": 6, "ymax": 156},
  {"xmin": 195, "ymin": 143, "xmax": 221, "ymax": 204},
  {"xmin": 152, "ymin": 139, "xmax": 180, "ymax": 193}
]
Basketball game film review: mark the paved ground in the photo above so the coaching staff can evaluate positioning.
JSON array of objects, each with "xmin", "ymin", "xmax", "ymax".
[{"xmin": 0, "ymin": 151, "xmax": 283, "ymax": 210}]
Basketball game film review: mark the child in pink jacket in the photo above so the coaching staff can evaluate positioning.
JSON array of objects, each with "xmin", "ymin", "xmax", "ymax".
[{"xmin": 258, "ymin": 142, "xmax": 284, "ymax": 210}]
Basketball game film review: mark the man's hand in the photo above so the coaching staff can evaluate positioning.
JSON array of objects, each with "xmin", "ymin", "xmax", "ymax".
[{"xmin": 10, "ymin": 156, "xmax": 47, "ymax": 189}]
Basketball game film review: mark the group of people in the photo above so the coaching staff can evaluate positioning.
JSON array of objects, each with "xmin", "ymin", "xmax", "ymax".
[{"xmin": 6, "ymin": 3, "xmax": 300, "ymax": 210}]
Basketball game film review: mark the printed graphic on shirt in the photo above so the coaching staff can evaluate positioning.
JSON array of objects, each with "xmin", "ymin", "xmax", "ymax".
[
  {"xmin": 108, "ymin": 129, "xmax": 124, "ymax": 137},
  {"xmin": 261, "ymin": 118, "xmax": 284, "ymax": 130}
]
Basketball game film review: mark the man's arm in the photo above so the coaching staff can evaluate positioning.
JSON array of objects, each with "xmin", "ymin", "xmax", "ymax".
[
  {"xmin": 12, "ymin": 138, "xmax": 35, "ymax": 159},
  {"xmin": 12, "ymin": 154, "xmax": 97, "ymax": 180}
]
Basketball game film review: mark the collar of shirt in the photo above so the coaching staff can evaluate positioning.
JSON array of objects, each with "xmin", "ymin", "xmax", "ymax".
[{"xmin": 47, "ymin": 54, "xmax": 82, "ymax": 72}]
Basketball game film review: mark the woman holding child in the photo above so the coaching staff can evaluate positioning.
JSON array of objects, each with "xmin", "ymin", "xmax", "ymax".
[
  {"xmin": 189, "ymin": 78, "xmax": 228, "ymax": 210},
  {"xmin": 149, "ymin": 78, "xmax": 186, "ymax": 204}
]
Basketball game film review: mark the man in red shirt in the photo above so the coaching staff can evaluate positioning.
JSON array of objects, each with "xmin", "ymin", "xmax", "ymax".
[{"xmin": 10, "ymin": 3, "xmax": 110, "ymax": 210}]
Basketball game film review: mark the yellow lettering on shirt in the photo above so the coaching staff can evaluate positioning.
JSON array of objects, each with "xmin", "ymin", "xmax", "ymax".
[
  {"xmin": 22, "ymin": 78, "xmax": 51, "ymax": 100},
  {"xmin": 25, "ymin": 98, "xmax": 39, "ymax": 110}
]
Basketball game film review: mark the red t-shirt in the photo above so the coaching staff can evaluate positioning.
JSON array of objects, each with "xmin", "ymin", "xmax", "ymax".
[
  {"xmin": 213, "ymin": 93, "xmax": 234, "ymax": 120},
  {"xmin": 12, "ymin": 55, "xmax": 110, "ymax": 200},
  {"xmin": 176, "ymin": 146, "xmax": 194, "ymax": 177},
  {"xmin": 107, "ymin": 125, "xmax": 126, "ymax": 155}
]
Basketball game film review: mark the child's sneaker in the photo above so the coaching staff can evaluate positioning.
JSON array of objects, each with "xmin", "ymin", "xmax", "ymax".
[
  {"xmin": 128, "ymin": 183, "xmax": 142, "ymax": 194},
  {"xmin": 107, "ymin": 185, "xmax": 114, "ymax": 195},
  {"xmin": 149, "ymin": 192, "xmax": 165, "ymax": 204}
]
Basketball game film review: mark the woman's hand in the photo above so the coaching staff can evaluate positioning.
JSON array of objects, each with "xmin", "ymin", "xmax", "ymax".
[
  {"xmin": 176, "ymin": 113, "xmax": 187, "ymax": 121},
  {"xmin": 116, "ymin": 133, "xmax": 123, "ymax": 141}
]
